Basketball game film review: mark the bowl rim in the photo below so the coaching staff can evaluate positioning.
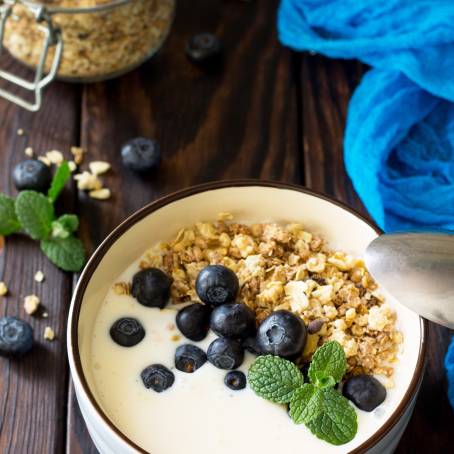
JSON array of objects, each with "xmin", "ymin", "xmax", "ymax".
[{"xmin": 67, "ymin": 179, "xmax": 427, "ymax": 454}]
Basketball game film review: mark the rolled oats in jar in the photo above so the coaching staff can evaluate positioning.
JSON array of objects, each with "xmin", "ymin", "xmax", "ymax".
[{"xmin": 3, "ymin": 0, "xmax": 175, "ymax": 81}]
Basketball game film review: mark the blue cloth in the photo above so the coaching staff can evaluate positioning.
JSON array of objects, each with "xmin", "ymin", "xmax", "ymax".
[{"xmin": 277, "ymin": 0, "xmax": 454, "ymax": 408}]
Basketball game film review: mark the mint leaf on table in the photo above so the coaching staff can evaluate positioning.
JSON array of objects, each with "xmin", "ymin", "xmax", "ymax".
[
  {"xmin": 289, "ymin": 383, "xmax": 321, "ymax": 424},
  {"xmin": 15, "ymin": 191, "xmax": 54, "ymax": 240},
  {"xmin": 48, "ymin": 161, "xmax": 71, "ymax": 203},
  {"xmin": 51, "ymin": 214, "xmax": 79, "ymax": 239},
  {"xmin": 308, "ymin": 341, "xmax": 347, "ymax": 385},
  {"xmin": 248, "ymin": 355, "xmax": 304, "ymax": 403},
  {"xmin": 305, "ymin": 387, "xmax": 357, "ymax": 446},
  {"xmin": 40, "ymin": 235, "xmax": 86, "ymax": 272},
  {"xmin": 0, "ymin": 194, "xmax": 21, "ymax": 235}
]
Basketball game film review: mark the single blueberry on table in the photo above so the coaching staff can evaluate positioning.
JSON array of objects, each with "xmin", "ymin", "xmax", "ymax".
[
  {"xmin": 141, "ymin": 364, "xmax": 175, "ymax": 392},
  {"xmin": 175, "ymin": 344, "xmax": 207, "ymax": 373},
  {"xmin": 210, "ymin": 303, "xmax": 256, "ymax": 339},
  {"xmin": 176, "ymin": 303, "xmax": 211, "ymax": 341},
  {"xmin": 131, "ymin": 268, "xmax": 172, "ymax": 308},
  {"xmin": 224, "ymin": 370, "xmax": 247, "ymax": 391},
  {"xmin": 195, "ymin": 265, "xmax": 239, "ymax": 307},
  {"xmin": 121, "ymin": 137, "xmax": 161, "ymax": 173},
  {"xmin": 207, "ymin": 337, "xmax": 244, "ymax": 370},
  {"xmin": 256, "ymin": 310, "xmax": 307, "ymax": 359},
  {"xmin": 13, "ymin": 159, "xmax": 52, "ymax": 192},
  {"xmin": 110, "ymin": 317, "xmax": 145, "ymax": 347},
  {"xmin": 186, "ymin": 33, "xmax": 222, "ymax": 63},
  {"xmin": 342, "ymin": 374, "xmax": 387, "ymax": 412},
  {"xmin": 0, "ymin": 316, "xmax": 33, "ymax": 357}
]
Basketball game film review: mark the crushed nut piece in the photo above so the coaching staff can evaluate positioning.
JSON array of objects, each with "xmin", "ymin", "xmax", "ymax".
[
  {"xmin": 24, "ymin": 294, "xmax": 40, "ymax": 315},
  {"xmin": 38, "ymin": 156, "xmax": 51, "ymax": 166},
  {"xmin": 71, "ymin": 146, "xmax": 86, "ymax": 165},
  {"xmin": 68, "ymin": 161, "xmax": 77, "ymax": 172},
  {"xmin": 46, "ymin": 150, "xmax": 64, "ymax": 165},
  {"xmin": 24, "ymin": 146, "xmax": 34, "ymax": 157},
  {"xmin": 44, "ymin": 326, "xmax": 55, "ymax": 341},
  {"xmin": 89, "ymin": 161, "xmax": 111, "ymax": 175},
  {"xmin": 34, "ymin": 270, "xmax": 45, "ymax": 283},
  {"xmin": 171, "ymin": 334, "xmax": 181, "ymax": 342},
  {"xmin": 113, "ymin": 282, "xmax": 131, "ymax": 295},
  {"xmin": 0, "ymin": 281, "xmax": 8, "ymax": 296},
  {"xmin": 74, "ymin": 171, "xmax": 102, "ymax": 191},
  {"xmin": 89, "ymin": 188, "xmax": 111, "ymax": 200}
]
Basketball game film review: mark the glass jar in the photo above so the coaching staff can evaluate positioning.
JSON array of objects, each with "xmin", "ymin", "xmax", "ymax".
[{"xmin": 0, "ymin": 0, "xmax": 175, "ymax": 110}]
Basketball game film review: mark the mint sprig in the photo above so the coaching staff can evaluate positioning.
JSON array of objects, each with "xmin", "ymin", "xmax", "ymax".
[
  {"xmin": 0, "ymin": 161, "xmax": 86, "ymax": 272},
  {"xmin": 248, "ymin": 341, "xmax": 357, "ymax": 446}
]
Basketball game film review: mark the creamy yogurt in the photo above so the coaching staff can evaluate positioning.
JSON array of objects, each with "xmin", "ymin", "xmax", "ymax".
[{"xmin": 89, "ymin": 257, "xmax": 420, "ymax": 454}]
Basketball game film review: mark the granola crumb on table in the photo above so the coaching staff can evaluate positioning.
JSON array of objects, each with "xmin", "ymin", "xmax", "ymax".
[{"xmin": 126, "ymin": 215, "xmax": 403, "ymax": 379}]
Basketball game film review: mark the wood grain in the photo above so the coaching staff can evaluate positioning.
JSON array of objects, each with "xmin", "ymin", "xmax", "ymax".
[
  {"xmin": 301, "ymin": 53, "xmax": 454, "ymax": 453},
  {"xmin": 0, "ymin": 54, "xmax": 80, "ymax": 453},
  {"xmin": 66, "ymin": 0, "xmax": 300, "ymax": 452}
]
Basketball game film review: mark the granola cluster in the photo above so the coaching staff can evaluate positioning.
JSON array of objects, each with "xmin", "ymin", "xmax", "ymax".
[
  {"xmin": 4, "ymin": 0, "xmax": 174, "ymax": 80},
  {"xmin": 131, "ymin": 215, "xmax": 403, "ymax": 379}
]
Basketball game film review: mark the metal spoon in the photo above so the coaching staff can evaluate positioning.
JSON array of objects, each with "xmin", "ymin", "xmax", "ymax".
[{"xmin": 365, "ymin": 232, "xmax": 454, "ymax": 329}]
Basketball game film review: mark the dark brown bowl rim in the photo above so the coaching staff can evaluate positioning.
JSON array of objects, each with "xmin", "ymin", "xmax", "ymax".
[{"xmin": 69, "ymin": 179, "xmax": 427, "ymax": 454}]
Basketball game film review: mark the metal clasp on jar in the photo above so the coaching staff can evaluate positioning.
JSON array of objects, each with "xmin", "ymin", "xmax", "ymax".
[{"xmin": 0, "ymin": 0, "xmax": 62, "ymax": 111}]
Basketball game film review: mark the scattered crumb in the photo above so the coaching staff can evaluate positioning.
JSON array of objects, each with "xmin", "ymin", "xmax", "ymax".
[
  {"xmin": 38, "ymin": 156, "xmax": 51, "ymax": 166},
  {"xmin": 44, "ymin": 326, "xmax": 55, "ymax": 341},
  {"xmin": 0, "ymin": 282, "xmax": 8, "ymax": 296},
  {"xmin": 113, "ymin": 282, "xmax": 131, "ymax": 295},
  {"xmin": 24, "ymin": 294, "xmax": 40, "ymax": 315},
  {"xmin": 71, "ymin": 146, "xmax": 86, "ymax": 165},
  {"xmin": 217, "ymin": 212, "xmax": 234, "ymax": 221},
  {"xmin": 68, "ymin": 161, "xmax": 77, "ymax": 172},
  {"xmin": 89, "ymin": 188, "xmax": 111, "ymax": 200},
  {"xmin": 46, "ymin": 150, "xmax": 64, "ymax": 165},
  {"xmin": 34, "ymin": 270, "xmax": 45, "ymax": 283},
  {"xmin": 17, "ymin": 128, "xmax": 24, "ymax": 136},
  {"xmin": 166, "ymin": 323, "xmax": 176, "ymax": 331},
  {"xmin": 42, "ymin": 312, "xmax": 48, "ymax": 318},
  {"xmin": 171, "ymin": 334, "xmax": 181, "ymax": 342},
  {"xmin": 74, "ymin": 171, "xmax": 102, "ymax": 191},
  {"xmin": 24, "ymin": 146, "xmax": 34, "ymax": 157},
  {"xmin": 89, "ymin": 161, "xmax": 111, "ymax": 176}
]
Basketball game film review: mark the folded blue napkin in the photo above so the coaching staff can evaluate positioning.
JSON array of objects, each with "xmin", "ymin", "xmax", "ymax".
[{"xmin": 277, "ymin": 0, "xmax": 454, "ymax": 408}]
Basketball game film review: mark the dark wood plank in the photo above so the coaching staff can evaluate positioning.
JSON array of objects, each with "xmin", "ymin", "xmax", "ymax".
[
  {"xmin": 0, "ymin": 54, "xmax": 80, "ymax": 453},
  {"xmin": 66, "ymin": 0, "xmax": 300, "ymax": 452},
  {"xmin": 301, "ymin": 53, "xmax": 454, "ymax": 452}
]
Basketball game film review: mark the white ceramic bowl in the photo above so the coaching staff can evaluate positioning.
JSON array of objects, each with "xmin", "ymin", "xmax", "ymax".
[{"xmin": 67, "ymin": 181, "xmax": 427, "ymax": 454}]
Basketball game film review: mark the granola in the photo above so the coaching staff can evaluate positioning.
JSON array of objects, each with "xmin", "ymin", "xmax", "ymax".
[{"xmin": 130, "ymin": 216, "xmax": 403, "ymax": 379}]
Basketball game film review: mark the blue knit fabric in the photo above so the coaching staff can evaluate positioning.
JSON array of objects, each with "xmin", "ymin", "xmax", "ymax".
[{"xmin": 277, "ymin": 0, "xmax": 454, "ymax": 409}]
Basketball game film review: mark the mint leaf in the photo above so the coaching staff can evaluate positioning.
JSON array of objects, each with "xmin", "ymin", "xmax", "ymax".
[
  {"xmin": 48, "ymin": 161, "xmax": 70, "ymax": 203},
  {"xmin": 15, "ymin": 191, "xmax": 54, "ymax": 240},
  {"xmin": 306, "ymin": 387, "xmax": 357, "ymax": 446},
  {"xmin": 40, "ymin": 235, "xmax": 86, "ymax": 272},
  {"xmin": 0, "ymin": 194, "xmax": 21, "ymax": 235},
  {"xmin": 308, "ymin": 341, "xmax": 347, "ymax": 385},
  {"xmin": 248, "ymin": 355, "xmax": 304, "ymax": 403},
  {"xmin": 51, "ymin": 214, "xmax": 79, "ymax": 239},
  {"xmin": 289, "ymin": 383, "xmax": 322, "ymax": 424}
]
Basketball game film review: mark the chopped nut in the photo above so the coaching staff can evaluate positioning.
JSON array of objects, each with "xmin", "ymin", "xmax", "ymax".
[
  {"xmin": 217, "ymin": 212, "xmax": 234, "ymax": 221},
  {"xmin": 44, "ymin": 326, "xmax": 55, "ymax": 341},
  {"xmin": 171, "ymin": 334, "xmax": 181, "ymax": 342},
  {"xmin": 46, "ymin": 150, "xmax": 64, "ymax": 165},
  {"xmin": 89, "ymin": 188, "xmax": 111, "ymax": 200},
  {"xmin": 24, "ymin": 146, "xmax": 34, "ymax": 157},
  {"xmin": 113, "ymin": 282, "xmax": 131, "ymax": 295},
  {"xmin": 17, "ymin": 128, "xmax": 24, "ymax": 136},
  {"xmin": 38, "ymin": 156, "xmax": 51, "ymax": 166},
  {"xmin": 0, "ymin": 281, "xmax": 8, "ymax": 296},
  {"xmin": 24, "ymin": 294, "xmax": 40, "ymax": 315},
  {"xmin": 71, "ymin": 146, "xmax": 86, "ymax": 165},
  {"xmin": 74, "ymin": 171, "xmax": 102, "ymax": 191},
  {"xmin": 89, "ymin": 161, "xmax": 111, "ymax": 175},
  {"xmin": 68, "ymin": 161, "xmax": 77, "ymax": 172},
  {"xmin": 34, "ymin": 270, "xmax": 45, "ymax": 283}
]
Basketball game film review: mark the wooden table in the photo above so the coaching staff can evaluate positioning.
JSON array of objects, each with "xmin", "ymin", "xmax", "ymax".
[{"xmin": 0, "ymin": 1, "xmax": 452, "ymax": 452}]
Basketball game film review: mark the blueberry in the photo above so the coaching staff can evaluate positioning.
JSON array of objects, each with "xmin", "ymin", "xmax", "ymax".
[
  {"xmin": 13, "ymin": 159, "xmax": 52, "ymax": 192},
  {"xmin": 224, "ymin": 371, "xmax": 246, "ymax": 391},
  {"xmin": 175, "ymin": 344, "xmax": 207, "ymax": 373},
  {"xmin": 207, "ymin": 338, "xmax": 244, "ymax": 370},
  {"xmin": 121, "ymin": 137, "xmax": 161, "ymax": 173},
  {"xmin": 141, "ymin": 364, "xmax": 175, "ymax": 392},
  {"xmin": 210, "ymin": 303, "xmax": 256, "ymax": 339},
  {"xmin": 176, "ymin": 303, "xmax": 211, "ymax": 341},
  {"xmin": 186, "ymin": 33, "xmax": 222, "ymax": 63},
  {"xmin": 243, "ymin": 336, "xmax": 261, "ymax": 356},
  {"xmin": 195, "ymin": 265, "xmax": 239, "ymax": 306},
  {"xmin": 342, "ymin": 375, "xmax": 387, "ymax": 412},
  {"xmin": 110, "ymin": 317, "xmax": 145, "ymax": 347},
  {"xmin": 132, "ymin": 268, "xmax": 172, "ymax": 308},
  {"xmin": 256, "ymin": 310, "xmax": 307, "ymax": 359},
  {"xmin": 0, "ymin": 316, "xmax": 33, "ymax": 357}
]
